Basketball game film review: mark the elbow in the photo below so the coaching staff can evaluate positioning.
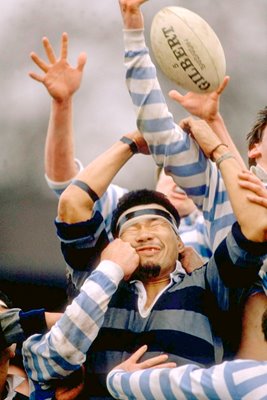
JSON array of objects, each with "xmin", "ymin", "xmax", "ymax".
[
  {"xmin": 58, "ymin": 190, "xmax": 78, "ymax": 223},
  {"xmin": 57, "ymin": 188, "xmax": 91, "ymax": 223},
  {"xmin": 241, "ymin": 221, "xmax": 267, "ymax": 243}
]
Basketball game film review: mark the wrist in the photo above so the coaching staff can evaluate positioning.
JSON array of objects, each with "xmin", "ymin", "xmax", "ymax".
[
  {"xmin": 120, "ymin": 136, "xmax": 139, "ymax": 154},
  {"xmin": 52, "ymin": 97, "xmax": 72, "ymax": 109},
  {"xmin": 210, "ymin": 143, "xmax": 229, "ymax": 161},
  {"xmin": 205, "ymin": 112, "xmax": 222, "ymax": 126}
]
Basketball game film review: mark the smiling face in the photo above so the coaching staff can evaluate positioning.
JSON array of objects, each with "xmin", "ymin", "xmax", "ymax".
[
  {"xmin": 156, "ymin": 170, "xmax": 196, "ymax": 217},
  {"xmin": 119, "ymin": 204, "xmax": 183, "ymax": 282}
]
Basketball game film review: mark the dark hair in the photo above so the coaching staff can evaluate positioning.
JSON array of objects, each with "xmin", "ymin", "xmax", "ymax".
[
  {"xmin": 111, "ymin": 189, "xmax": 180, "ymax": 238},
  {"xmin": 247, "ymin": 106, "xmax": 267, "ymax": 167},
  {"xmin": 0, "ymin": 290, "xmax": 13, "ymax": 308},
  {"xmin": 262, "ymin": 307, "xmax": 267, "ymax": 341}
]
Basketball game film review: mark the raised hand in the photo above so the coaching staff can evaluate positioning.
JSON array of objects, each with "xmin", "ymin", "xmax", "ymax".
[
  {"xmin": 179, "ymin": 116, "xmax": 221, "ymax": 158},
  {"xmin": 169, "ymin": 76, "xmax": 230, "ymax": 122},
  {"xmin": 118, "ymin": 0, "xmax": 148, "ymax": 29},
  {"xmin": 110, "ymin": 344, "xmax": 176, "ymax": 372},
  {"xmin": 29, "ymin": 32, "xmax": 87, "ymax": 102}
]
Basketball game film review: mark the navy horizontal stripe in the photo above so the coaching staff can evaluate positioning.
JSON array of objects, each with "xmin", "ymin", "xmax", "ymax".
[
  {"xmin": 153, "ymin": 285, "xmax": 210, "ymax": 314},
  {"xmin": 90, "ymin": 328, "xmax": 215, "ymax": 365},
  {"xmin": 55, "ymin": 210, "xmax": 104, "ymax": 240},
  {"xmin": 108, "ymin": 283, "xmax": 215, "ymax": 316},
  {"xmin": 214, "ymin": 231, "xmax": 261, "ymax": 288}
]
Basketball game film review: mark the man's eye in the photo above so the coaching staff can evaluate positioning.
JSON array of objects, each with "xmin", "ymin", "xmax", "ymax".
[{"xmin": 150, "ymin": 219, "xmax": 164, "ymax": 227}]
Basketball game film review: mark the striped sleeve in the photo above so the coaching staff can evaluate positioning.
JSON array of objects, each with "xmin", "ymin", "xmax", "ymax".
[
  {"xmin": 93, "ymin": 184, "xmax": 128, "ymax": 240},
  {"xmin": 22, "ymin": 261, "xmax": 123, "ymax": 396},
  {"xmin": 179, "ymin": 211, "xmax": 212, "ymax": 263},
  {"xmin": 107, "ymin": 360, "xmax": 267, "ymax": 399},
  {"xmin": 123, "ymin": 29, "xmax": 235, "ymax": 251}
]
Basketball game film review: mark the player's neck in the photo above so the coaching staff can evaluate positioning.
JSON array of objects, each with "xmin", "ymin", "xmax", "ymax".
[
  {"xmin": 236, "ymin": 338, "xmax": 267, "ymax": 361},
  {"xmin": 144, "ymin": 277, "xmax": 170, "ymax": 309}
]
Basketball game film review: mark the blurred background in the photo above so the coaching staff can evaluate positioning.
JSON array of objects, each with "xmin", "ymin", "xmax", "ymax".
[{"xmin": 0, "ymin": 0, "xmax": 266, "ymax": 310}]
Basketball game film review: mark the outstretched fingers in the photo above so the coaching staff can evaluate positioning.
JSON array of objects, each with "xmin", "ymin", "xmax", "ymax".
[
  {"xmin": 216, "ymin": 75, "xmax": 230, "ymax": 95},
  {"xmin": 138, "ymin": 354, "xmax": 176, "ymax": 370},
  {"xmin": 126, "ymin": 345, "xmax": 176, "ymax": 370},
  {"xmin": 30, "ymin": 51, "xmax": 49, "ymax": 73},
  {"xmin": 128, "ymin": 345, "xmax": 148, "ymax": 363},
  {"xmin": 60, "ymin": 32, "xmax": 68, "ymax": 60},
  {"xmin": 42, "ymin": 36, "xmax": 57, "ymax": 64},
  {"xmin": 77, "ymin": 52, "xmax": 87, "ymax": 72},
  {"xmin": 28, "ymin": 71, "xmax": 44, "ymax": 83}
]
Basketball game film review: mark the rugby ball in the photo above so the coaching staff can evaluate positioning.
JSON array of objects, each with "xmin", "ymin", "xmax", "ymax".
[{"xmin": 150, "ymin": 7, "xmax": 226, "ymax": 93}]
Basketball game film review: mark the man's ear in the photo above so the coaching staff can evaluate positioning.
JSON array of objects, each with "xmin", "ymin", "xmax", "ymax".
[
  {"xmin": 177, "ymin": 236, "xmax": 184, "ymax": 252},
  {"xmin": 248, "ymin": 142, "xmax": 261, "ymax": 160}
]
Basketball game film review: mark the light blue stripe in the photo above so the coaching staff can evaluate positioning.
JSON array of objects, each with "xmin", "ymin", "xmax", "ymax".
[
  {"xmin": 201, "ymin": 366, "xmax": 221, "ymax": 399},
  {"xmin": 237, "ymin": 372, "xmax": 267, "ymax": 397},
  {"xmin": 159, "ymin": 369, "xmax": 178, "ymax": 399},
  {"xmin": 121, "ymin": 372, "xmax": 136, "ymax": 399},
  {"xmin": 125, "ymin": 48, "xmax": 149, "ymax": 58},
  {"xmin": 139, "ymin": 370, "xmax": 156, "ymax": 399},
  {"xmin": 126, "ymin": 66, "xmax": 156, "ymax": 80},
  {"xmin": 179, "ymin": 365, "xmax": 200, "ymax": 399},
  {"xmin": 137, "ymin": 117, "xmax": 176, "ymax": 133},
  {"xmin": 107, "ymin": 372, "xmax": 122, "ymax": 399},
  {"xmin": 131, "ymin": 89, "xmax": 166, "ymax": 106},
  {"xmin": 59, "ymin": 313, "xmax": 93, "ymax": 354}
]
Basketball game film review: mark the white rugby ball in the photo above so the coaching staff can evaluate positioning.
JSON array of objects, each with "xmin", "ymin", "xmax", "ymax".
[{"xmin": 150, "ymin": 7, "xmax": 226, "ymax": 93}]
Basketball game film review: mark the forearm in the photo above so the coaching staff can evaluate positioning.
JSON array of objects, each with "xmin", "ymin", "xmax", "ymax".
[
  {"xmin": 23, "ymin": 261, "xmax": 123, "ymax": 384},
  {"xmin": 213, "ymin": 146, "xmax": 267, "ymax": 241},
  {"xmin": 45, "ymin": 98, "xmax": 78, "ymax": 182},
  {"xmin": 107, "ymin": 360, "xmax": 264, "ymax": 399},
  {"xmin": 207, "ymin": 113, "xmax": 246, "ymax": 169},
  {"xmin": 107, "ymin": 363, "xmax": 225, "ymax": 399},
  {"xmin": 58, "ymin": 139, "xmax": 134, "ymax": 223}
]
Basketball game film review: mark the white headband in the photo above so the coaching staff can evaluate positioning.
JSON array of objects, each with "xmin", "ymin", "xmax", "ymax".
[{"xmin": 116, "ymin": 204, "xmax": 179, "ymax": 237}]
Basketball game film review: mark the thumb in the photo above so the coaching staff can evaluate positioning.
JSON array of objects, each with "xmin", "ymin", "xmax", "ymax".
[
  {"xmin": 77, "ymin": 52, "xmax": 87, "ymax": 71},
  {"xmin": 216, "ymin": 75, "xmax": 230, "ymax": 95},
  {"xmin": 169, "ymin": 89, "xmax": 184, "ymax": 103}
]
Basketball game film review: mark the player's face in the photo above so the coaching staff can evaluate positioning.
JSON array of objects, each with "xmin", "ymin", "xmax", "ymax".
[
  {"xmin": 156, "ymin": 171, "xmax": 196, "ymax": 217},
  {"xmin": 120, "ymin": 216, "xmax": 181, "ymax": 281},
  {"xmin": 257, "ymin": 126, "xmax": 267, "ymax": 169},
  {"xmin": 248, "ymin": 125, "xmax": 267, "ymax": 170}
]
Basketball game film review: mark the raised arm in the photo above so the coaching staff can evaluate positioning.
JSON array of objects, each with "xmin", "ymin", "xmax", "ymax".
[
  {"xmin": 118, "ymin": 0, "xmax": 235, "ymax": 250},
  {"xmin": 180, "ymin": 117, "xmax": 267, "ymax": 241},
  {"xmin": 169, "ymin": 76, "xmax": 247, "ymax": 169},
  {"xmin": 58, "ymin": 130, "xmax": 148, "ymax": 224},
  {"xmin": 29, "ymin": 32, "xmax": 86, "ymax": 193},
  {"xmin": 238, "ymin": 170, "xmax": 267, "ymax": 207}
]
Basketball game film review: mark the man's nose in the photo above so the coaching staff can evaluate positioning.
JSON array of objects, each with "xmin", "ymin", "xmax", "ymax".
[{"xmin": 135, "ymin": 226, "xmax": 154, "ymax": 241}]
